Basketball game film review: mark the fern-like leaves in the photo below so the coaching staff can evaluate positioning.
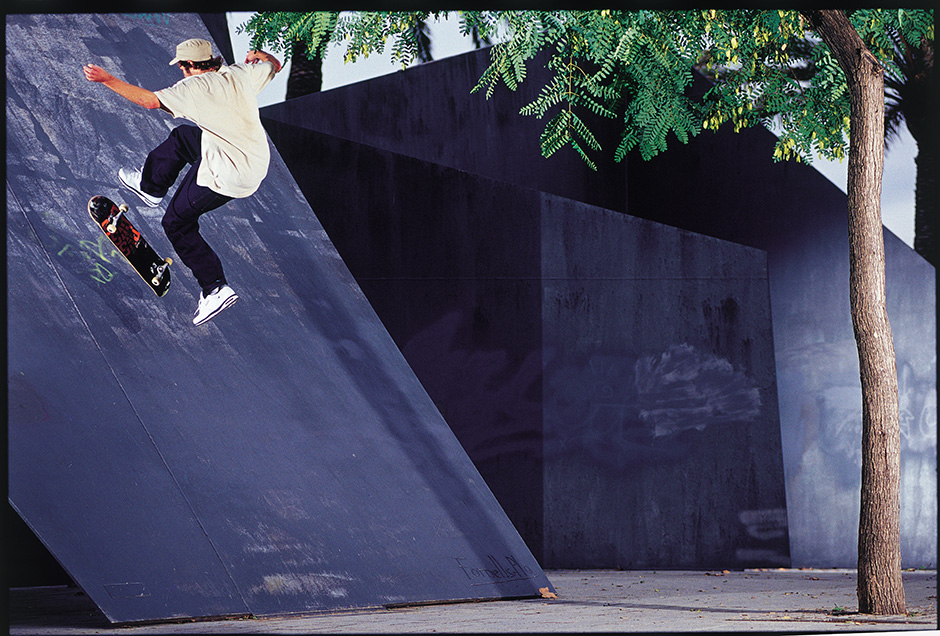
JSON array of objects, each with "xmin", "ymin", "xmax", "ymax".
[{"xmin": 238, "ymin": 9, "xmax": 933, "ymax": 170}]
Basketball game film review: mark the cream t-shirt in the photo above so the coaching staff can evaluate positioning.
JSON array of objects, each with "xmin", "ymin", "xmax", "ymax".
[{"xmin": 155, "ymin": 62, "xmax": 276, "ymax": 198}]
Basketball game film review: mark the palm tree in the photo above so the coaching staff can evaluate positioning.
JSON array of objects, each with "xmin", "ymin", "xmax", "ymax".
[
  {"xmin": 285, "ymin": 18, "xmax": 433, "ymax": 100},
  {"xmin": 883, "ymin": 31, "xmax": 935, "ymax": 265},
  {"xmin": 284, "ymin": 16, "xmax": 493, "ymax": 100},
  {"xmin": 411, "ymin": 18, "xmax": 433, "ymax": 64},
  {"xmin": 285, "ymin": 39, "xmax": 326, "ymax": 100}
]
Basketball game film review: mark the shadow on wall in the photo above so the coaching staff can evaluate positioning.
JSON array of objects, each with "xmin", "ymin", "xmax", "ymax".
[{"xmin": 785, "ymin": 340, "xmax": 937, "ymax": 567}]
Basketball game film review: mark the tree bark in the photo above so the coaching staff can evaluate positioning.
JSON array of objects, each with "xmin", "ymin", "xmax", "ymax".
[
  {"xmin": 286, "ymin": 40, "xmax": 324, "ymax": 100},
  {"xmin": 807, "ymin": 10, "xmax": 906, "ymax": 615}
]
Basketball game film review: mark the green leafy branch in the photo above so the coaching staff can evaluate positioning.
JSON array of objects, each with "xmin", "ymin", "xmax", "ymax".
[{"xmin": 239, "ymin": 9, "xmax": 933, "ymax": 170}]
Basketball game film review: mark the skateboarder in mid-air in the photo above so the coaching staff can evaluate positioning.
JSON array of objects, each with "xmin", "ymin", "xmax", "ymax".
[{"xmin": 83, "ymin": 38, "xmax": 282, "ymax": 325}]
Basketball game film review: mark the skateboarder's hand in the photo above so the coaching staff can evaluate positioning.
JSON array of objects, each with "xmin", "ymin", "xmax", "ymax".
[
  {"xmin": 82, "ymin": 64, "xmax": 160, "ymax": 109},
  {"xmin": 244, "ymin": 50, "xmax": 282, "ymax": 73},
  {"xmin": 83, "ymin": 64, "xmax": 114, "ymax": 83}
]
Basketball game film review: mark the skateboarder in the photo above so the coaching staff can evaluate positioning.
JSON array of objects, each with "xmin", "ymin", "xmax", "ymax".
[{"xmin": 83, "ymin": 38, "xmax": 282, "ymax": 325}]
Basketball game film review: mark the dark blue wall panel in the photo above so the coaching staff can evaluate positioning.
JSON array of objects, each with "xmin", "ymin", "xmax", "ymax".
[
  {"xmin": 261, "ymin": 122, "xmax": 789, "ymax": 569},
  {"xmin": 626, "ymin": 124, "xmax": 937, "ymax": 568},
  {"xmin": 261, "ymin": 46, "xmax": 935, "ymax": 568},
  {"xmin": 7, "ymin": 13, "xmax": 551, "ymax": 623},
  {"xmin": 539, "ymin": 197, "xmax": 786, "ymax": 568}
]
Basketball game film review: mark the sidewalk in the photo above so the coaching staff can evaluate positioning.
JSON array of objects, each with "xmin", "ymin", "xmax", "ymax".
[{"xmin": 8, "ymin": 569, "xmax": 937, "ymax": 634}]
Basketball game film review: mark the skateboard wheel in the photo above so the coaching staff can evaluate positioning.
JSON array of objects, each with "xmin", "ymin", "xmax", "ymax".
[
  {"xmin": 106, "ymin": 223, "xmax": 117, "ymax": 234},
  {"xmin": 152, "ymin": 277, "xmax": 161, "ymax": 286},
  {"xmin": 119, "ymin": 204, "xmax": 128, "ymax": 212},
  {"xmin": 165, "ymin": 258, "xmax": 173, "ymax": 265}
]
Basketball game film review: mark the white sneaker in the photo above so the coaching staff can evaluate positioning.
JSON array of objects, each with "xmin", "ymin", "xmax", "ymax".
[
  {"xmin": 118, "ymin": 167, "xmax": 163, "ymax": 207},
  {"xmin": 193, "ymin": 284, "xmax": 238, "ymax": 326}
]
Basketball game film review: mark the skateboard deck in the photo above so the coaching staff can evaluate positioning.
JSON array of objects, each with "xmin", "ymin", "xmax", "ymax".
[{"xmin": 88, "ymin": 195, "xmax": 171, "ymax": 296}]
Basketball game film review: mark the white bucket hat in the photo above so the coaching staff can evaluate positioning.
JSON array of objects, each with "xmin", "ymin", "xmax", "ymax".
[{"xmin": 169, "ymin": 38, "xmax": 213, "ymax": 65}]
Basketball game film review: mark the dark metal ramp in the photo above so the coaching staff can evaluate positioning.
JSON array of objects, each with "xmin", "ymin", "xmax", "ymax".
[{"xmin": 6, "ymin": 13, "xmax": 551, "ymax": 623}]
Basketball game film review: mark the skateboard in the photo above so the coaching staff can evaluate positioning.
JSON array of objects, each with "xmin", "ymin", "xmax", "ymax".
[{"xmin": 88, "ymin": 195, "xmax": 172, "ymax": 296}]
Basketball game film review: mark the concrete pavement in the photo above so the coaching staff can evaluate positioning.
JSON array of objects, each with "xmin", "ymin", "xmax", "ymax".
[{"xmin": 9, "ymin": 568, "xmax": 937, "ymax": 634}]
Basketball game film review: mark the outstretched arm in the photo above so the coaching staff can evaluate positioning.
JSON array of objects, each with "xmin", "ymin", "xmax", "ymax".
[
  {"xmin": 244, "ymin": 50, "xmax": 282, "ymax": 73},
  {"xmin": 83, "ymin": 64, "xmax": 161, "ymax": 109}
]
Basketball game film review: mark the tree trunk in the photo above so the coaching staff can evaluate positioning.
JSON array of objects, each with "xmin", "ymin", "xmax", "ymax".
[
  {"xmin": 807, "ymin": 10, "xmax": 906, "ymax": 615},
  {"xmin": 286, "ymin": 40, "xmax": 324, "ymax": 100}
]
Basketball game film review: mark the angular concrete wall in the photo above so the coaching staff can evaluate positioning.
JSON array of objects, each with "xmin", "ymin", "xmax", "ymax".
[
  {"xmin": 7, "ymin": 13, "xmax": 551, "ymax": 622},
  {"xmin": 261, "ymin": 48, "xmax": 627, "ymax": 214},
  {"xmin": 262, "ymin": 121, "xmax": 790, "ymax": 569},
  {"xmin": 627, "ymin": 125, "xmax": 937, "ymax": 568},
  {"xmin": 262, "ymin": 47, "xmax": 935, "ymax": 568},
  {"xmin": 539, "ymin": 197, "xmax": 786, "ymax": 568}
]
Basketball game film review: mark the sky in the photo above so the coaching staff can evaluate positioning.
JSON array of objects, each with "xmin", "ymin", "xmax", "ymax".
[{"xmin": 226, "ymin": 11, "xmax": 918, "ymax": 249}]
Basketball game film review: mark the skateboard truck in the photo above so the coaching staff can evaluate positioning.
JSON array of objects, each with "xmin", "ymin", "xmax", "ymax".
[
  {"xmin": 151, "ymin": 257, "xmax": 173, "ymax": 286},
  {"xmin": 106, "ymin": 204, "xmax": 127, "ymax": 234}
]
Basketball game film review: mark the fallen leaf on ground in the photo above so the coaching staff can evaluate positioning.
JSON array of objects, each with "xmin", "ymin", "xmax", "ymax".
[{"xmin": 539, "ymin": 587, "xmax": 558, "ymax": 599}]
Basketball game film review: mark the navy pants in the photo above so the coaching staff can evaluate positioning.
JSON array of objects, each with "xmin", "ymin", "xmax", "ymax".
[{"xmin": 140, "ymin": 125, "xmax": 233, "ymax": 292}]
